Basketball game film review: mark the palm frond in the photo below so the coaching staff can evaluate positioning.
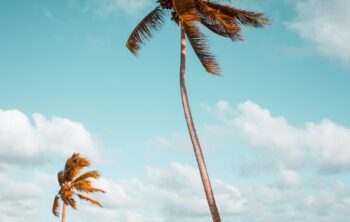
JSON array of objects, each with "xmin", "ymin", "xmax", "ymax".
[
  {"xmin": 71, "ymin": 180, "xmax": 91, "ymax": 190},
  {"xmin": 199, "ymin": 18, "xmax": 241, "ymax": 41},
  {"xmin": 67, "ymin": 197, "xmax": 77, "ymax": 209},
  {"xmin": 206, "ymin": 2, "xmax": 268, "ymax": 27},
  {"xmin": 195, "ymin": 1, "xmax": 241, "ymax": 41},
  {"xmin": 183, "ymin": 21, "xmax": 220, "ymax": 75},
  {"xmin": 126, "ymin": 6, "xmax": 166, "ymax": 54},
  {"xmin": 77, "ymin": 194, "xmax": 103, "ymax": 207},
  {"xmin": 57, "ymin": 171, "xmax": 65, "ymax": 186},
  {"xmin": 52, "ymin": 195, "xmax": 60, "ymax": 217},
  {"xmin": 72, "ymin": 171, "xmax": 100, "ymax": 183},
  {"xmin": 64, "ymin": 153, "xmax": 90, "ymax": 181},
  {"xmin": 60, "ymin": 183, "xmax": 74, "ymax": 199},
  {"xmin": 172, "ymin": 0, "xmax": 219, "ymax": 75},
  {"xmin": 71, "ymin": 180, "xmax": 106, "ymax": 193},
  {"xmin": 172, "ymin": 0, "xmax": 199, "ymax": 22}
]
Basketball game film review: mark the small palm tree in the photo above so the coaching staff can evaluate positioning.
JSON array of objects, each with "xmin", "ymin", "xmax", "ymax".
[
  {"xmin": 52, "ymin": 153, "xmax": 105, "ymax": 222},
  {"xmin": 126, "ymin": 1, "xmax": 268, "ymax": 221}
]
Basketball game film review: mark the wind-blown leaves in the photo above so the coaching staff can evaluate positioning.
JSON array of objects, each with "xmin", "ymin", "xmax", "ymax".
[
  {"xmin": 52, "ymin": 153, "xmax": 105, "ymax": 218},
  {"xmin": 52, "ymin": 195, "xmax": 60, "ymax": 217},
  {"xmin": 126, "ymin": 7, "xmax": 166, "ymax": 54},
  {"xmin": 183, "ymin": 22, "xmax": 220, "ymax": 75},
  {"xmin": 126, "ymin": 0, "xmax": 268, "ymax": 75},
  {"xmin": 73, "ymin": 171, "xmax": 100, "ymax": 183},
  {"xmin": 67, "ymin": 197, "xmax": 77, "ymax": 209},
  {"xmin": 71, "ymin": 179, "xmax": 106, "ymax": 193},
  {"xmin": 205, "ymin": 2, "xmax": 268, "ymax": 28},
  {"xmin": 57, "ymin": 171, "xmax": 65, "ymax": 187},
  {"xmin": 195, "ymin": 1, "xmax": 242, "ymax": 41},
  {"xmin": 172, "ymin": 0, "xmax": 220, "ymax": 75},
  {"xmin": 172, "ymin": 0, "xmax": 197, "ymax": 21},
  {"xmin": 64, "ymin": 153, "xmax": 90, "ymax": 182},
  {"xmin": 77, "ymin": 194, "xmax": 103, "ymax": 208}
]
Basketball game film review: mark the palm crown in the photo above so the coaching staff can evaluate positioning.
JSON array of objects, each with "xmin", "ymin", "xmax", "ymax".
[
  {"xmin": 126, "ymin": 0, "xmax": 268, "ymax": 75},
  {"xmin": 52, "ymin": 153, "xmax": 105, "ymax": 218}
]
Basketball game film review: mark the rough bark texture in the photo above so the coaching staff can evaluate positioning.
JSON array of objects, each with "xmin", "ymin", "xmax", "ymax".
[
  {"xmin": 179, "ymin": 26, "xmax": 221, "ymax": 222},
  {"xmin": 61, "ymin": 202, "xmax": 66, "ymax": 222}
]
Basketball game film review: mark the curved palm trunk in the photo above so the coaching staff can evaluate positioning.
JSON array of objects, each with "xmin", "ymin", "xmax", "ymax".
[
  {"xmin": 179, "ymin": 26, "xmax": 221, "ymax": 222},
  {"xmin": 61, "ymin": 202, "xmax": 66, "ymax": 222}
]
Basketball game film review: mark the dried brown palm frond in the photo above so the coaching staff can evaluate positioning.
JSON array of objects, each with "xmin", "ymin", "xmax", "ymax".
[
  {"xmin": 67, "ymin": 197, "xmax": 77, "ymax": 209},
  {"xmin": 172, "ymin": 0, "xmax": 220, "ymax": 75},
  {"xmin": 60, "ymin": 185, "xmax": 74, "ymax": 199},
  {"xmin": 71, "ymin": 179, "xmax": 92, "ymax": 190},
  {"xmin": 52, "ymin": 195, "xmax": 60, "ymax": 217},
  {"xmin": 53, "ymin": 153, "xmax": 105, "ymax": 219},
  {"xmin": 126, "ymin": 0, "xmax": 268, "ymax": 75},
  {"xmin": 73, "ymin": 171, "xmax": 100, "ymax": 183},
  {"xmin": 205, "ymin": 2, "xmax": 268, "ymax": 28},
  {"xmin": 126, "ymin": 6, "xmax": 166, "ymax": 54},
  {"xmin": 172, "ymin": 0, "xmax": 196, "ymax": 20},
  {"xmin": 195, "ymin": 1, "xmax": 242, "ymax": 41},
  {"xmin": 57, "ymin": 171, "xmax": 65, "ymax": 186},
  {"xmin": 64, "ymin": 153, "xmax": 90, "ymax": 181},
  {"xmin": 77, "ymin": 194, "xmax": 103, "ymax": 207},
  {"xmin": 183, "ymin": 21, "xmax": 220, "ymax": 75},
  {"xmin": 71, "ymin": 180, "xmax": 106, "ymax": 193}
]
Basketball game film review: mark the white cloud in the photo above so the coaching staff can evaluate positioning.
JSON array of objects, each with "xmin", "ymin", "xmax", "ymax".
[
  {"xmin": 70, "ymin": 162, "xmax": 246, "ymax": 222},
  {"xmin": 71, "ymin": 162, "xmax": 350, "ymax": 222},
  {"xmin": 0, "ymin": 173, "xmax": 42, "ymax": 222},
  {"xmin": 142, "ymin": 100, "xmax": 350, "ymax": 221},
  {"xmin": 288, "ymin": 0, "xmax": 350, "ymax": 63},
  {"xmin": 278, "ymin": 168, "xmax": 302, "ymax": 186},
  {"xmin": 243, "ymin": 178, "xmax": 350, "ymax": 222},
  {"xmin": 152, "ymin": 100, "xmax": 350, "ymax": 171},
  {"xmin": 145, "ymin": 162, "xmax": 247, "ymax": 218},
  {"xmin": 70, "ymin": 0, "xmax": 152, "ymax": 16},
  {"xmin": 205, "ymin": 100, "xmax": 350, "ymax": 171},
  {"xmin": 5, "ymin": 160, "xmax": 350, "ymax": 222},
  {"xmin": 0, "ymin": 109, "xmax": 100, "ymax": 166}
]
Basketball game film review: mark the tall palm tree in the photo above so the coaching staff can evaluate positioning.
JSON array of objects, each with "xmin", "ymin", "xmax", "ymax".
[
  {"xmin": 126, "ymin": 1, "xmax": 268, "ymax": 221},
  {"xmin": 52, "ymin": 153, "xmax": 105, "ymax": 222}
]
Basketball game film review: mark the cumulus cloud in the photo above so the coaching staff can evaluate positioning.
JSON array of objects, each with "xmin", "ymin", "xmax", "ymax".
[
  {"xmin": 0, "ymin": 173, "xmax": 42, "ymax": 222},
  {"xmin": 0, "ymin": 109, "xmax": 100, "ymax": 166},
  {"xmin": 47, "ymin": 161, "xmax": 350, "ymax": 222},
  {"xmin": 145, "ymin": 162, "xmax": 247, "ymax": 218},
  {"xmin": 151, "ymin": 100, "xmax": 350, "ymax": 171},
  {"xmin": 241, "ymin": 180, "xmax": 350, "ymax": 222},
  {"xmin": 72, "ymin": 162, "xmax": 246, "ymax": 222},
  {"xmin": 288, "ymin": 0, "xmax": 350, "ymax": 63},
  {"xmin": 204, "ymin": 100, "xmax": 350, "ymax": 171},
  {"xmin": 4, "ymin": 159, "xmax": 349, "ymax": 222}
]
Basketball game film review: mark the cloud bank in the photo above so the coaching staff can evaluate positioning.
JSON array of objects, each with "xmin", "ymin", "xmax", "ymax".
[
  {"xmin": 66, "ymin": 162, "xmax": 247, "ymax": 222},
  {"xmin": 0, "ymin": 173, "xmax": 42, "ymax": 222},
  {"xmin": 208, "ymin": 100, "xmax": 350, "ymax": 172},
  {"xmin": 2, "ymin": 102, "xmax": 350, "ymax": 221}
]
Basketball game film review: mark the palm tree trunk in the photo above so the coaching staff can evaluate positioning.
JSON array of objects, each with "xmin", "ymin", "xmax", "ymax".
[
  {"xmin": 61, "ymin": 202, "xmax": 66, "ymax": 222},
  {"xmin": 179, "ymin": 26, "xmax": 221, "ymax": 222}
]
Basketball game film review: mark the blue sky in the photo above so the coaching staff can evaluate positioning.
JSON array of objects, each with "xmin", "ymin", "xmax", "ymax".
[{"xmin": 1, "ymin": 0, "xmax": 350, "ymax": 221}]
